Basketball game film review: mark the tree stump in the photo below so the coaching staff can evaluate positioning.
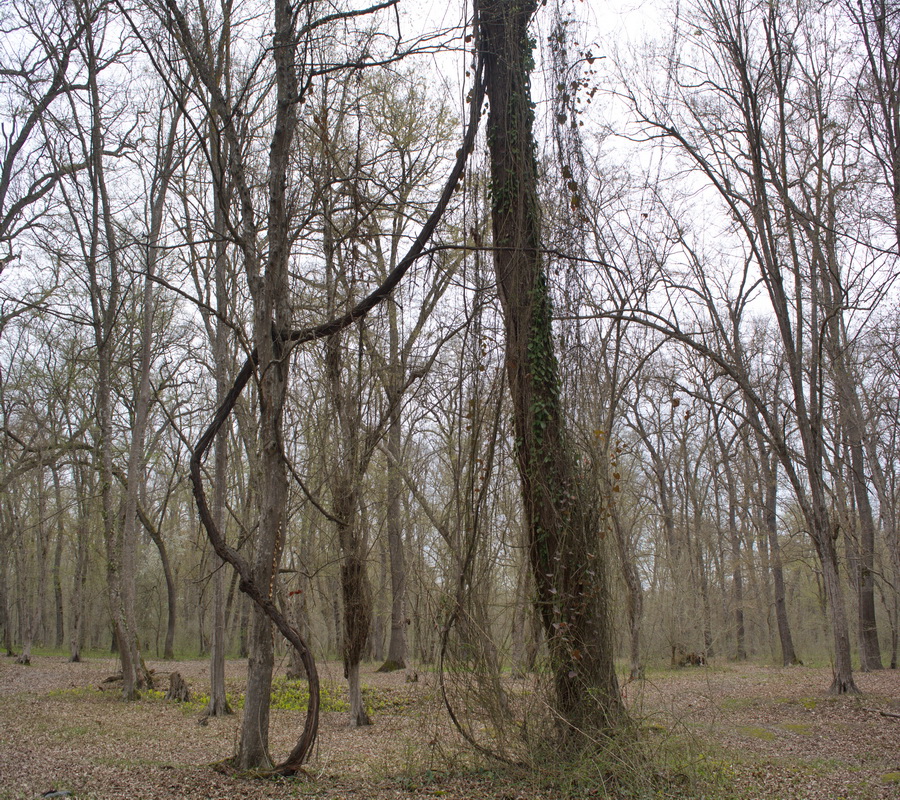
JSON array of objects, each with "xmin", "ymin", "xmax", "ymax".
[{"xmin": 165, "ymin": 671, "xmax": 191, "ymax": 702}]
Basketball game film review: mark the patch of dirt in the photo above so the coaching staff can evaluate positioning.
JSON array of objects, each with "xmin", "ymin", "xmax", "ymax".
[{"xmin": 0, "ymin": 655, "xmax": 897, "ymax": 799}]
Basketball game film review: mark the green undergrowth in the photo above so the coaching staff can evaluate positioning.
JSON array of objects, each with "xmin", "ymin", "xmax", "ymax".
[
  {"xmin": 47, "ymin": 674, "xmax": 416, "ymax": 720},
  {"xmin": 780, "ymin": 722, "xmax": 812, "ymax": 735},
  {"xmin": 403, "ymin": 708, "xmax": 748, "ymax": 800},
  {"xmin": 737, "ymin": 725, "xmax": 776, "ymax": 741},
  {"xmin": 480, "ymin": 732, "xmax": 744, "ymax": 800},
  {"xmin": 140, "ymin": 677, "xmax": 415, "ymax": 717}
]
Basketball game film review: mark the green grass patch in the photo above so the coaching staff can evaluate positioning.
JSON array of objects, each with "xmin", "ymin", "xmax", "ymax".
[
  {"xmin": 719, "ymin": 697, "xmax": 757, "ymax": 711},
  {"xmin": 780, "ymin": 696, "xmax": 820, "ymax": 711},
  {"xmin": 52, "ymin": 723, "xmax": 99, "ymax": 740},
  {"xmin": 780, "ymin": 723, "xmax": 812, "ymax": 735},
  {"xmin": 270, "ymin": 678, "xmax": 349, "ymax": 712},
  {"xmin": 737, "ymin": 726, "xmax": 776, "ymax": 741},
  {"xmin": 139, "ymin": 677, "xmax": 412, "ymax": 717},
  {"xmin": 47, "ymin": 686, "xmax": 114, "ymax": 703}
]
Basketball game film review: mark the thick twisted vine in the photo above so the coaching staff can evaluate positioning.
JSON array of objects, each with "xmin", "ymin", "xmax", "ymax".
[{"xmin": 189, "ymin": 49, "xmax": 485, "ymax": 774}]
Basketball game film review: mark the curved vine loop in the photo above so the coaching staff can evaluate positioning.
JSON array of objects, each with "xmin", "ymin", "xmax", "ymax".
[
  {"xmin": 437, "ymin": 377, "xmax": 524, "ymax": 767},
  {"xmin": 190, "ymin": 41, "xmax": 486, "ymax": 775}
]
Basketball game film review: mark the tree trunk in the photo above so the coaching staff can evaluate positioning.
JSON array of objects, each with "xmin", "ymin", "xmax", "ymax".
[
  {"xmin": 321, "ymin": 205, "xmax": 372, "ymax": 725},
  {"xmin": 480, "ymin": 0, "xmax": 621, "ymax": 732},
  {"xmin": 328, "ymin": 373, "xmax": 373, "ymax": 728},
  {"xmin": 235, "ymin": 302, "xmax": 291, "ymax": 769},
  {"xmin": 712, "ymin": 421, "xmax": 746, "ymax": 661},
  {"xmin": 612, "ymin": 512, "xmax": 644, "ymax": 679},
  {"xmin": 865, "ymin": 430, "xmax": 900, "ymax": 670},
  {"xmin": 809, "ymin": 499, "xmax": 858, "ymax": 693},
  {"xmin": 0, "ymin": 514, "xmax": 13, "ymax": 657},
  {"xmin": 35, "ymin": 467, "xmax": 49, "ymax": 649},
  {"xmin": 379, "ymin": 383, "xmax": 407, "ymax": 672},
  {"xmin": 82, "ymin": 11, "xmax": 146, "ymax": 699},
  {"xmin": 69, "ymin": 463, "xmax": 89, "ymax": 663},
  {"xmin": 207, "ymin": 114, "xmax": 233, "ymax": 716},
  {"xmin": 510, "ymin": 552, "xmax": 530, "ymax": 678},
  {"xmin": 763, "ymin": 455, "xmax": 799, "ymax": 666},
  {"xmin": 52, "ymin": 471, "xmax": 65, "ymax": 650},
  {"xmin": 285, "ymin": 557, "xmax": 310, "ymax": 681},
  {"xmin": 14, "ymin": 508, "xmax": 33, "ymax": 664},
  {"xmin": 139, "ymin": 511, "xmax": 177, "ymax": 661},
  {"xmin": 848, "ymin": 421, "xmax": 882, "ymax": 670}
]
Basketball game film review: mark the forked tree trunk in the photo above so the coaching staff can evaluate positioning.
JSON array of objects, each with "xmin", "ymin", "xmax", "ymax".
[{"xmin": 480, "ymin": 0, "xmax": 621, "ymax": 732}]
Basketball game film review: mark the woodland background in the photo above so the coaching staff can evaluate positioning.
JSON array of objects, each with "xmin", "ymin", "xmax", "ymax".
[{"xmin": 0, "ymin": 0, "xmax": 898, "ymax": 775}]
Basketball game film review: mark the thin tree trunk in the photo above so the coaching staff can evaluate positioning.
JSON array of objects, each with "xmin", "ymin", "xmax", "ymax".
[
  {"xmin": 612, "ymin": 512, "xmax": 644, "ymax": 679},
  {"xmin": 285, "ymin": 550, "xmax": 310, "ymax": 681},
  {"xmin": 207, "ymin": 106, "xmax": 233, "ymax": 717},
  {"xmin": 848, "ymin": 427, "xmax": 882, "ymax": 670},
  {"xmin": 34, "ymin": 466, "xmax": 49, "ymax": 649},
  {"xmin": 14, "ymin": 506, "xmax": 33, "ymax": 664},
  {"xmin": 136, "ymin": 508, "xmax": 176, "ymax": 660},
  {"xmin": 713, "ymin": 422, "xmax": 746, "ymax": 661},
  {"xmin": 0, "ymin": 514, "xmax": 13, "ymax": 656},
  {"xmin": 865, "ymin": 430, "xmax": 900, "ymax": 670},
  {"xmin": 766, "ymin": 463, "xmax": 799, "ymax": 665},
  {"xmin": 52, "ymin": 469, "xmax": 65, "ymax": 650},
  {"xmin": 510, "ymin": 553, "xmax": 530, "ymax": 679},
  {"xmin": 69, "ymin": 463, "xmax": 89, "ymax": 663},
  {"xmin": 379, "ymin": 384, "xmax": 407, "ymax": 672}
]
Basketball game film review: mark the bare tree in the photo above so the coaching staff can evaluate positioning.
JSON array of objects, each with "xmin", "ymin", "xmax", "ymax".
[
  {"xmin": 612, "ymin": 0, "xmax": 899, "ymax": 691},
  {"xmin": 152, "ymin": 0, "xmax": 484, "ymax": 767},
  {"xmin": 848, "ymin": 0, "xmax": 900, "ymax": 250},
  {"xmin": 0, "ymin": 0, "xmax": 87, "ymax": 276}
]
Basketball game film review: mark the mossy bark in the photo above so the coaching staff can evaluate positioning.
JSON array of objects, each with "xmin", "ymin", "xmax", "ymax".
[{"xmin": 479, "ymin": 0, "xmax": 622, "ymax": 733}]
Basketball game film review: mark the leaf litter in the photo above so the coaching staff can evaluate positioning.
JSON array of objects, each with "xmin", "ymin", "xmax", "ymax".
[{"xmin": 0, "ymin": 656, "xmax": 898, "ymax": 799}]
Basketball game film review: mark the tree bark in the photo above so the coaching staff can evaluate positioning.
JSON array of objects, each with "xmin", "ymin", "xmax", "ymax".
[
  {"xmin": 379, "ymin": 369, "xmax": 407, "ymax": 672},
  {"xmin": 207, "ymin": 102, "xmax": 234, "ymax": 717},
  {"xmin": 760, "ymin": 448, "xmax": 799, "ymax": 666},
  {"xmin": 325, "ymin": 333, "xmax": 373, "ymax": 728},
  {"xmin": 52, "ymin": 470, "xmax": 65, "ymax": 650},
  {"xmin": 480, "ymin": 0, "xmax": 622, "ymax": 732},
  {"xmin": 68, "ymin": 461, "xmax": 89, "ymax": 663}
]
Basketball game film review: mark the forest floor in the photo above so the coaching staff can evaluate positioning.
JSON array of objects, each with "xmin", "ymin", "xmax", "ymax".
[{"xmin": 0, "ymin": 653, "xmax": 898, "ymax": 800}]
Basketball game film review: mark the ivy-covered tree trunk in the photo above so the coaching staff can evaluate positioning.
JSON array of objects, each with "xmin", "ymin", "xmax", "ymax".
[
  {"xmin": 479, "ymin": 0, "xmax": 621, "ymax": 733},
  {"xmin": 324, "ymin": 332, "xmax": 373, "ymax": 728}
]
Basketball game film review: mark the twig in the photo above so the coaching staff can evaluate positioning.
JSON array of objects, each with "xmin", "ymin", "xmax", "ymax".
[{"xmin": 863, "ymin": 707, "xmax": 900, "ymax": 720}]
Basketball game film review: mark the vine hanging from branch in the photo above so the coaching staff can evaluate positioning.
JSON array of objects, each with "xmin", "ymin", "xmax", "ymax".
[{"xmin": 188, "ymin": 35, "xmax": 486, "ymax": 774}]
